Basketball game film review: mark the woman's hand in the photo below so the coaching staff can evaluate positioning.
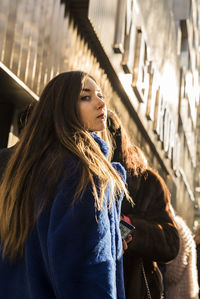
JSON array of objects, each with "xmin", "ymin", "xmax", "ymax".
[{"xmin": 122, "ymin": 234, "xmax": 132, "ymax": 253}]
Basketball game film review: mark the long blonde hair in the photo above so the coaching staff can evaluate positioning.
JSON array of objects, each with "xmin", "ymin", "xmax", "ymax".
[{"xmin": 0, "ymin": 71, "xmax": 128, "ymax": 261}]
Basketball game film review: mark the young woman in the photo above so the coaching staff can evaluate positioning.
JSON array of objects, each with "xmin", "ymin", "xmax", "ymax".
[
  {"xmin": 165, "ymin": 212, "xmax": 199, "ymax": 299},
  {"xmin": 0, "ymin": 71, "xmax": 130, "ymax": 299},
  {"xmin": 107, "ymin": 110, "xmax": 180, "ymax": 299}
]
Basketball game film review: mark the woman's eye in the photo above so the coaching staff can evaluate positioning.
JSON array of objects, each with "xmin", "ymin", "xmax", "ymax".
[
  {"xmin": 80, "ymin": 95, "xmax": 90, "ymax": 101},
  {"xmin": 98, "ymin": 94, "xmax": 105, "ymax": 99}
]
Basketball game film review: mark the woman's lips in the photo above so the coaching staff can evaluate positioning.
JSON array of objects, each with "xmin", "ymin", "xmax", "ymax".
[{"xmin": 97, "ymin": 113, "xmax": 106, "ymax": 119}]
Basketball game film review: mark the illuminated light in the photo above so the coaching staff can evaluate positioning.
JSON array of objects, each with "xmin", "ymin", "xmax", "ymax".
[
  {"xmin": 0, "ymin": 62, "xmax": 39, "ymax": 101},
  {"xmin": 160, "ymin": 61, "xmax": 179, "ymax": 106},
  {"xmin": 7, "ymin": 131, "xmax": 19, "ymax": 148},
  {"xmin": 134, "ymin": 0, "xmax": 140, "ymax": 14}
]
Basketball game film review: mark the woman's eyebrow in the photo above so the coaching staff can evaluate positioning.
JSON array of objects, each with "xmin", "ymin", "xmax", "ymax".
[
  {"xmin": 81, "ymin": 88, "xmax": 91, "ymax": 92},
  {"xmin": 81, "ymin": 88, "xmax": 102, "ymax": 92}
]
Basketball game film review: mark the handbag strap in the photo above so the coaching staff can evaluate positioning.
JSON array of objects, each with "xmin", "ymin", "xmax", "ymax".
[{"xmin": 141, "ymin": 261, "xmax": 152, "ymax": 299}]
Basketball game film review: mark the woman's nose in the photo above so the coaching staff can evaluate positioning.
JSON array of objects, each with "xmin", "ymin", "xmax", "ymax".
[{"xmin": 96, "ymin": 94, "xmax": 105, "ymax": 110}]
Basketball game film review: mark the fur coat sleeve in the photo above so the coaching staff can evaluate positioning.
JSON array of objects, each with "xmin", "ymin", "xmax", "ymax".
[{"xmin": 165, "ymin": 216, "xmax": 199, "ymax": 299}]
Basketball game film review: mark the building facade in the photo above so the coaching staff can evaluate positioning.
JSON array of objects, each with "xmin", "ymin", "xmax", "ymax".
[{"xmin": 0, "ymin": 0, "xmax": 199, "ymax": 228}]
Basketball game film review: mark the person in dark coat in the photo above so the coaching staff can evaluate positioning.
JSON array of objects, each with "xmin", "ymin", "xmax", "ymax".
[
  {"xmin": 107, "ymin": 110, "xmax": 180, "ymax": 299},
  {"xmin": 0, "ymin": 71, "xmax": 131, "ymax": 299},
  {"xmin": 0, "ymin": 103, "xmax": 35, "ymax": 180}
]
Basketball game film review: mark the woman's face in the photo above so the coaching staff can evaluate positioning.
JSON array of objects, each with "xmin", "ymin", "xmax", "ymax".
[{"xmin": 78, "ymin": 77, "xmax": 107, "ymax": 131}]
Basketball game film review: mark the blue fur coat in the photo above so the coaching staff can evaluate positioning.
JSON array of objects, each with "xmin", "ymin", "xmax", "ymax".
[{"xmin": 0, "ymin": 134, "xmax": 126, "ymax": 299}]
